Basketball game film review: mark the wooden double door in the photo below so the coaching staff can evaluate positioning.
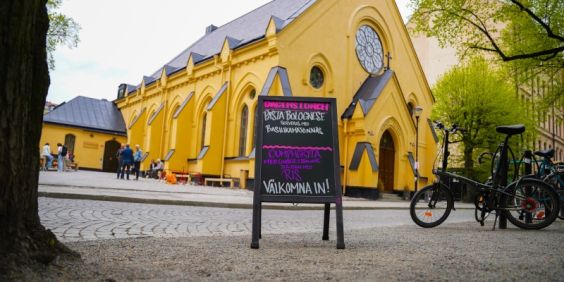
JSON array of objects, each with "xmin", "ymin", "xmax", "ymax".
[
  {"xmin": 378, "ymin": 131, "xmax": 395, "ymax": 193},
  {"xmin": 102, "ymin": 140, "xmax": 121, "ymax": 172}
]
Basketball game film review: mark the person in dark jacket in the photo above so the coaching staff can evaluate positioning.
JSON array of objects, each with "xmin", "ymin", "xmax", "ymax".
[
  {"xmin": 119, "ymin": 144, "xmax": 134, "ymax": 180},
  {"xmin": 116, "ymin": 144, "xmax": 124, "ymax": 179}
]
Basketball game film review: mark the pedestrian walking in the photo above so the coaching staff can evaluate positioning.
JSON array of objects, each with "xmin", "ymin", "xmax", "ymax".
[
  {"xmin": 42, "ymin": 142, "xmax": 53, "ymax": 170},
  {"xmin": 57, "ymin": 143, "xmax": 64, "ymax": 172},
  {"xmin": 133, "ymin": 144, "xmax": 142, "ymax": 180},
  {"xmin": 116, "ymin": 144, "xmax": 124, "ymax": 179},
  {"xmin": 119, "ymin": 144, "xmax": 134, "ymax": 180}
]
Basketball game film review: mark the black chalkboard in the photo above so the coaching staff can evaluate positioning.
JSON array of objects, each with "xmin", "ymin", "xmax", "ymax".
[{"xmin": 251, "ymin": 96, "xmax": 344, "ymax": 249}]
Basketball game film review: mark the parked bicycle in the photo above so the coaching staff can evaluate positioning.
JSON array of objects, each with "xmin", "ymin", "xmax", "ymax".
[
  {"xmin": 528, "ymin": 148, "xmax": 564, "ymax": 220},
  {"xmin": 410, "ymin": 122, "xmax": 560, "ymax": 229}
]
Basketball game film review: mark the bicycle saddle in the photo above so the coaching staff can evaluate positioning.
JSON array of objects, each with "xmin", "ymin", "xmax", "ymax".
[
  {"xmin": 495, "ymin": 124, "xmax": 525, "ymax": 135},
  {"xmin": 534, "ymin": 148, "xmax": 554, "ymax": 159}
]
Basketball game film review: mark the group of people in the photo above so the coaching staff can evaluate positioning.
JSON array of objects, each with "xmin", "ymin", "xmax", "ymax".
[
  {"xmin": 116, "ymin": 144, "xmax": 142, "ymax": 180},
  {"xmin": 148, "ymin": 159, "xmax": 164, "ymax": 179},
  {"xmin": 115, "ymin": 144, "xmax": 166, "ymax": 180},
  {"xmin": 41, "ymin": 142, "xmax": 74, "ymax": 172}
]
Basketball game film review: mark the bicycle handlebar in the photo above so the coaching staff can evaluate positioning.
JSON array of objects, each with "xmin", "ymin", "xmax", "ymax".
[{"xmin": 433, "ymin": 121, "xmax": 466, "ymax": 134}]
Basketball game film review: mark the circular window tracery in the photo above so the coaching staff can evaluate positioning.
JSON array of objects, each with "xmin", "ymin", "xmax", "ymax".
[
  {"xmin": 355, "ymin": 25, "xmax": 384, "ymax": 75},
  {"xmin": 310, "ymin": 66, "xmax": 324, "ymax": 89}
]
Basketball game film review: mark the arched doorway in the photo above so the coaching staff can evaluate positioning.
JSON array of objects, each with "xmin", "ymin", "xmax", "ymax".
[
  {"xmin": 64, "ymin": 134, "xmax": 76, "ymax": 154},
  {"xmin": 103, "ymin": 140, "xmax": 121, "ymax": 172},
  {"xmin": 378, "ymin": 131, "xmax": 395, "ymax": 192}
]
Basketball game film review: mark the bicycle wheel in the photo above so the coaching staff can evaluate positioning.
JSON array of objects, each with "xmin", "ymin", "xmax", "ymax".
[
  {"xmin": 410, "ymin": 184, "xmax": 453, "ymax": 228},
  {"xmin": 546, "ymin": 176, "xmax": 564, "ymax": 220},
  {"xmin": 502, "ymin": 179, "xmax": 560, "ymax": 230}
]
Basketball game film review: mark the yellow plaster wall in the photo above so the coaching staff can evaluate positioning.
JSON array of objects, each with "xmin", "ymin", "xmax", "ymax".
[
  {"xmin": 127, "ymin": 109, "xmax": 146, "ymax": 158},
  {"xmin": 114, "ymin": 0, "xmax": 436, "ymax": 192},
  {"xmin": 275, "ymin": 0, "xmax": 436, "ymax": 191},
  {"xmin": 39, "ymin": 123, "xmax": 126, "ymax": 170},
  {"xmin": 145, "ymin": 106, "xmax": 165, "ymax": 166},
  {"xmin": 116, "ymin": 40, "xmax": 279, "ymax": 178}
]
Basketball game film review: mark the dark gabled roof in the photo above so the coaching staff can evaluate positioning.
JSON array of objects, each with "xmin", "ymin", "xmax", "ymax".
[
  {"xmin": 44, "ymin": 96, "xmax": 126, "ymax": 135},
  {"xmin": 259, "ymin": 66, "xmax": 293, "ymax": 97},
  {"xmin": 173, "ymin": 92, "xmax": 194, "ymax": 119},
  {"xmin": 407, "ymin": 152, "xmax": 417, "ymax": 177},
  {"xmin": 342, "ymin": 69, "xmax": 394, "ymax": 119},
  {"xmin": 127, "ymin": 0, "xmax": 316, "ymax": 94},
  {"xmin": 147, "ymin": 103, "xmax": 165, "ymax": 125},
  {"xmin": 349, "ymin": 142, "xmax": 378, "ymax": 172},
  {"xmin": 207, "ymin": 82, "xmax": 229, "ymax": 111}
]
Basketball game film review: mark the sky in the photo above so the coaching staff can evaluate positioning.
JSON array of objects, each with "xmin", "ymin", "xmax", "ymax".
[{"xmin": 48, "ymin": 0, "xmax": 413, "ymax": 104}]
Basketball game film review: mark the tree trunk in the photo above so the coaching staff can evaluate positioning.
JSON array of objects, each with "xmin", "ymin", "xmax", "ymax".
[
  {"xmin": 0, "ymin": 0, "xmax": 72, "ymax": 276},
  {"xmin": 462, "ymin": 145, "xmax": 476, "ymax": 202}
]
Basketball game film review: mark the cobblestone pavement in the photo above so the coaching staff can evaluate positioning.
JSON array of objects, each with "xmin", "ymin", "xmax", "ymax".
[{"xmin": 39, "ymin": 197, "xmax": 476, "ymax": 242}]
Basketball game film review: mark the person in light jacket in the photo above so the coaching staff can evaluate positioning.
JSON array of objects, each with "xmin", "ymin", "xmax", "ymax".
[
  {"xmin": 133, "ymin": 144, "xmax": 143, "ymax": 180},
  {"xmin": 41, "ymin": 143, "xmax": 53, "ymax": 170}
]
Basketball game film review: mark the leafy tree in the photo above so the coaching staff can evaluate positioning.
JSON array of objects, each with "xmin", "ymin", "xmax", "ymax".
[
  {"xmin": 409, "ymin": 0, "xmax": 563, "ymax": 64},
  {"xmin": 409, "ymin": 0, "xmax": 564, "ymax": 105},
  {"xmin": 47, "ymin": 0, "xmax": 80, "ymax": 70},
  {"xmin": 432, "ymin": 56, "xmax": 533, "ymax": 180}
]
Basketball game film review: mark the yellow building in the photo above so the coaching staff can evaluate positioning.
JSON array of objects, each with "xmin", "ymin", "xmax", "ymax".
[
  {"xmin": 40, "ymin": 96, "xmax": 127, "ymax": 171},
  {"xmin": 115, "ymin": 0, "xmax": 437, "ymax": 198}
]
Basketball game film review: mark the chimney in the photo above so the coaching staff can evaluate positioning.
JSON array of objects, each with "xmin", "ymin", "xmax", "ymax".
[{"xmin": 205, "ymin": 24, "xmax": 218, "ymax": 35}]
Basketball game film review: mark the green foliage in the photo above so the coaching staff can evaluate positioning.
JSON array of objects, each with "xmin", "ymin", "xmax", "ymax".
[
  {"xmin": 432, "ymin": 56, "xmax": 534, "ymax": 179},
  {"xmin": 409, "ymin": 0, "xmax": 563, "ymax": 64},
  {"xmin": 409, "ymin": 0, "xmax": 563, "ymax": 104},
  {"xmin": 47, "ymin": 0, "xmax": 80, "ymax": 70}
]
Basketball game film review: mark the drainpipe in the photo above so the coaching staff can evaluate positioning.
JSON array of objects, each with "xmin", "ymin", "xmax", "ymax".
[
  {"xmin": 342, "ymin": 118, "xmax": 349, "ymax": 195},
  {"xmin": 219, "ymin": 61, "xmax": 231, "ymax": 179},
  {"xmin": 160, "ymin": 89, "xmax": 168, "ymax": 165}
]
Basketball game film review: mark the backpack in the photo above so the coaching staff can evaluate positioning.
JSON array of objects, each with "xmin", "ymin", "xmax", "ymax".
[{"xmin": 61, "ymin": 146, "xmax": 68, "ymax": 157}]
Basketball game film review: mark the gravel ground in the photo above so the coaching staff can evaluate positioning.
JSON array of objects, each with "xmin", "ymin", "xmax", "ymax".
[{"xmin": 16, "ymin": 220, "xmax": 564, "ymax": 281}]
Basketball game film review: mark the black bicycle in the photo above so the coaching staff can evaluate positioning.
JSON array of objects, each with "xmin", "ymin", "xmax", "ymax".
[
  {"xmin": 410, "ymin": 122, "xmax": 560, "ymax": 229},
  {"xmin": 527, "ymin": 148, "xmax": 564, "ymax": 220}
]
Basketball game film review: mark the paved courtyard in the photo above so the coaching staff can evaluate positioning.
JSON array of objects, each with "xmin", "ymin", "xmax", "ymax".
[
  {"xmin": 34, "ymin": 180, "xmax": 564, "ymax": 281},
  {"xmin": 40, "ymin": 197, "xmax": 476, "ymax": 242}
]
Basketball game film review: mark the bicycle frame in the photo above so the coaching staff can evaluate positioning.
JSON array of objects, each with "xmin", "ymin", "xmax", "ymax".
[
  {"xmin": 434, "ymin": 170, "xmax": 534, "ymax": 203},
  {"xmin": 413, "ymin": 122, "xmax": 560, "ymax": 229},
  {"xmin": 432, "ymin": 123, "xmax": 528, "ymax": 210}
]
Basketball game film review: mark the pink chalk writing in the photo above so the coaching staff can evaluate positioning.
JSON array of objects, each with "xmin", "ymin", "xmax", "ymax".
[
  {"xmin": 263, "ymin": 145, "xmax": 332, "ymax": 151},
  {"xmin": 264, "ymin": 101, "xmax": 329, "ymax": 111}
]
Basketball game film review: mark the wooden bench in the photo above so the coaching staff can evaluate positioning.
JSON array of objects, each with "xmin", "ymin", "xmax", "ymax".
[
  {"xmin": 174, "ymin": 174, "xmax": 191, "ymax": 184},
  {"xmin": 205, "ymin": 178, "xmax": 235, "ymax": 188}
]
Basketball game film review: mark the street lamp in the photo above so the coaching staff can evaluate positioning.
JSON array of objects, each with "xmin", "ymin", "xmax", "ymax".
[{"xmin": 414, "ymin": 106, "xmax": 423, "ymax": 194}]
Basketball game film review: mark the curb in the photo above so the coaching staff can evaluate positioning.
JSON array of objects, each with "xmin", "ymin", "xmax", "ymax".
[{"xmin": 37, "ymin": 191, "xmax": 412, "ymax": 211}]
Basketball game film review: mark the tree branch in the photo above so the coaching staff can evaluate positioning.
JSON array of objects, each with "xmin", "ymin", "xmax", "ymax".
[
  {"xmin": 470, "ymin": 44, "xmax": 564, "ymax": 61},
  {"xmin": 425, "ymin": 6, "xmax": 564, "ymax": 62},
  {"xmin": 509, "ymin": 0, "xmax": 564, "ymax": 42}
]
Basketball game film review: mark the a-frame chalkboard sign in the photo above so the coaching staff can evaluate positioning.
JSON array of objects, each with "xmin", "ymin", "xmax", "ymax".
[{"xmin": 251, "ymin": 96, "xmax": 345, "ymax": 249}]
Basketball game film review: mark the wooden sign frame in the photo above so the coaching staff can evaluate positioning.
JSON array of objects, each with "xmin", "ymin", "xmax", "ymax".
[{"xmin": 251, "ymin": 96, "xmax": 345, "ymax": 249}]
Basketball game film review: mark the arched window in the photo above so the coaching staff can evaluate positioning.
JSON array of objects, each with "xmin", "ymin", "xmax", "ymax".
[
  {"xmin": 252, "ymin": 107, "xmax": 257, "ymax": 149},
  {"xmin": 64, "ymin": 134, "xmax": 76, "ymax": 154},
  {"xmin": 407, "ymin": 102, "xmax": 414, "ymax": 117},
  {"xmin": 239, "ymin": 105, "xmax": 249, "ymax": 157},
  {"xmin": 200, "ymin": 112, "xmax": 207, "ymax": 150}
]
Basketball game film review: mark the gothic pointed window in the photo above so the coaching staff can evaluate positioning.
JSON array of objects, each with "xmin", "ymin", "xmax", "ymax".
[
  {"xmin": 252, "ymin": 106, "xmax": 257, "ymax": 149},
  {"xmin": 239, "ymin": 105, "xmax": 249, "ymax": 157},
  {"xmin": 201, "ymin": 112, "xmax": 207, "ymax": 150}
]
